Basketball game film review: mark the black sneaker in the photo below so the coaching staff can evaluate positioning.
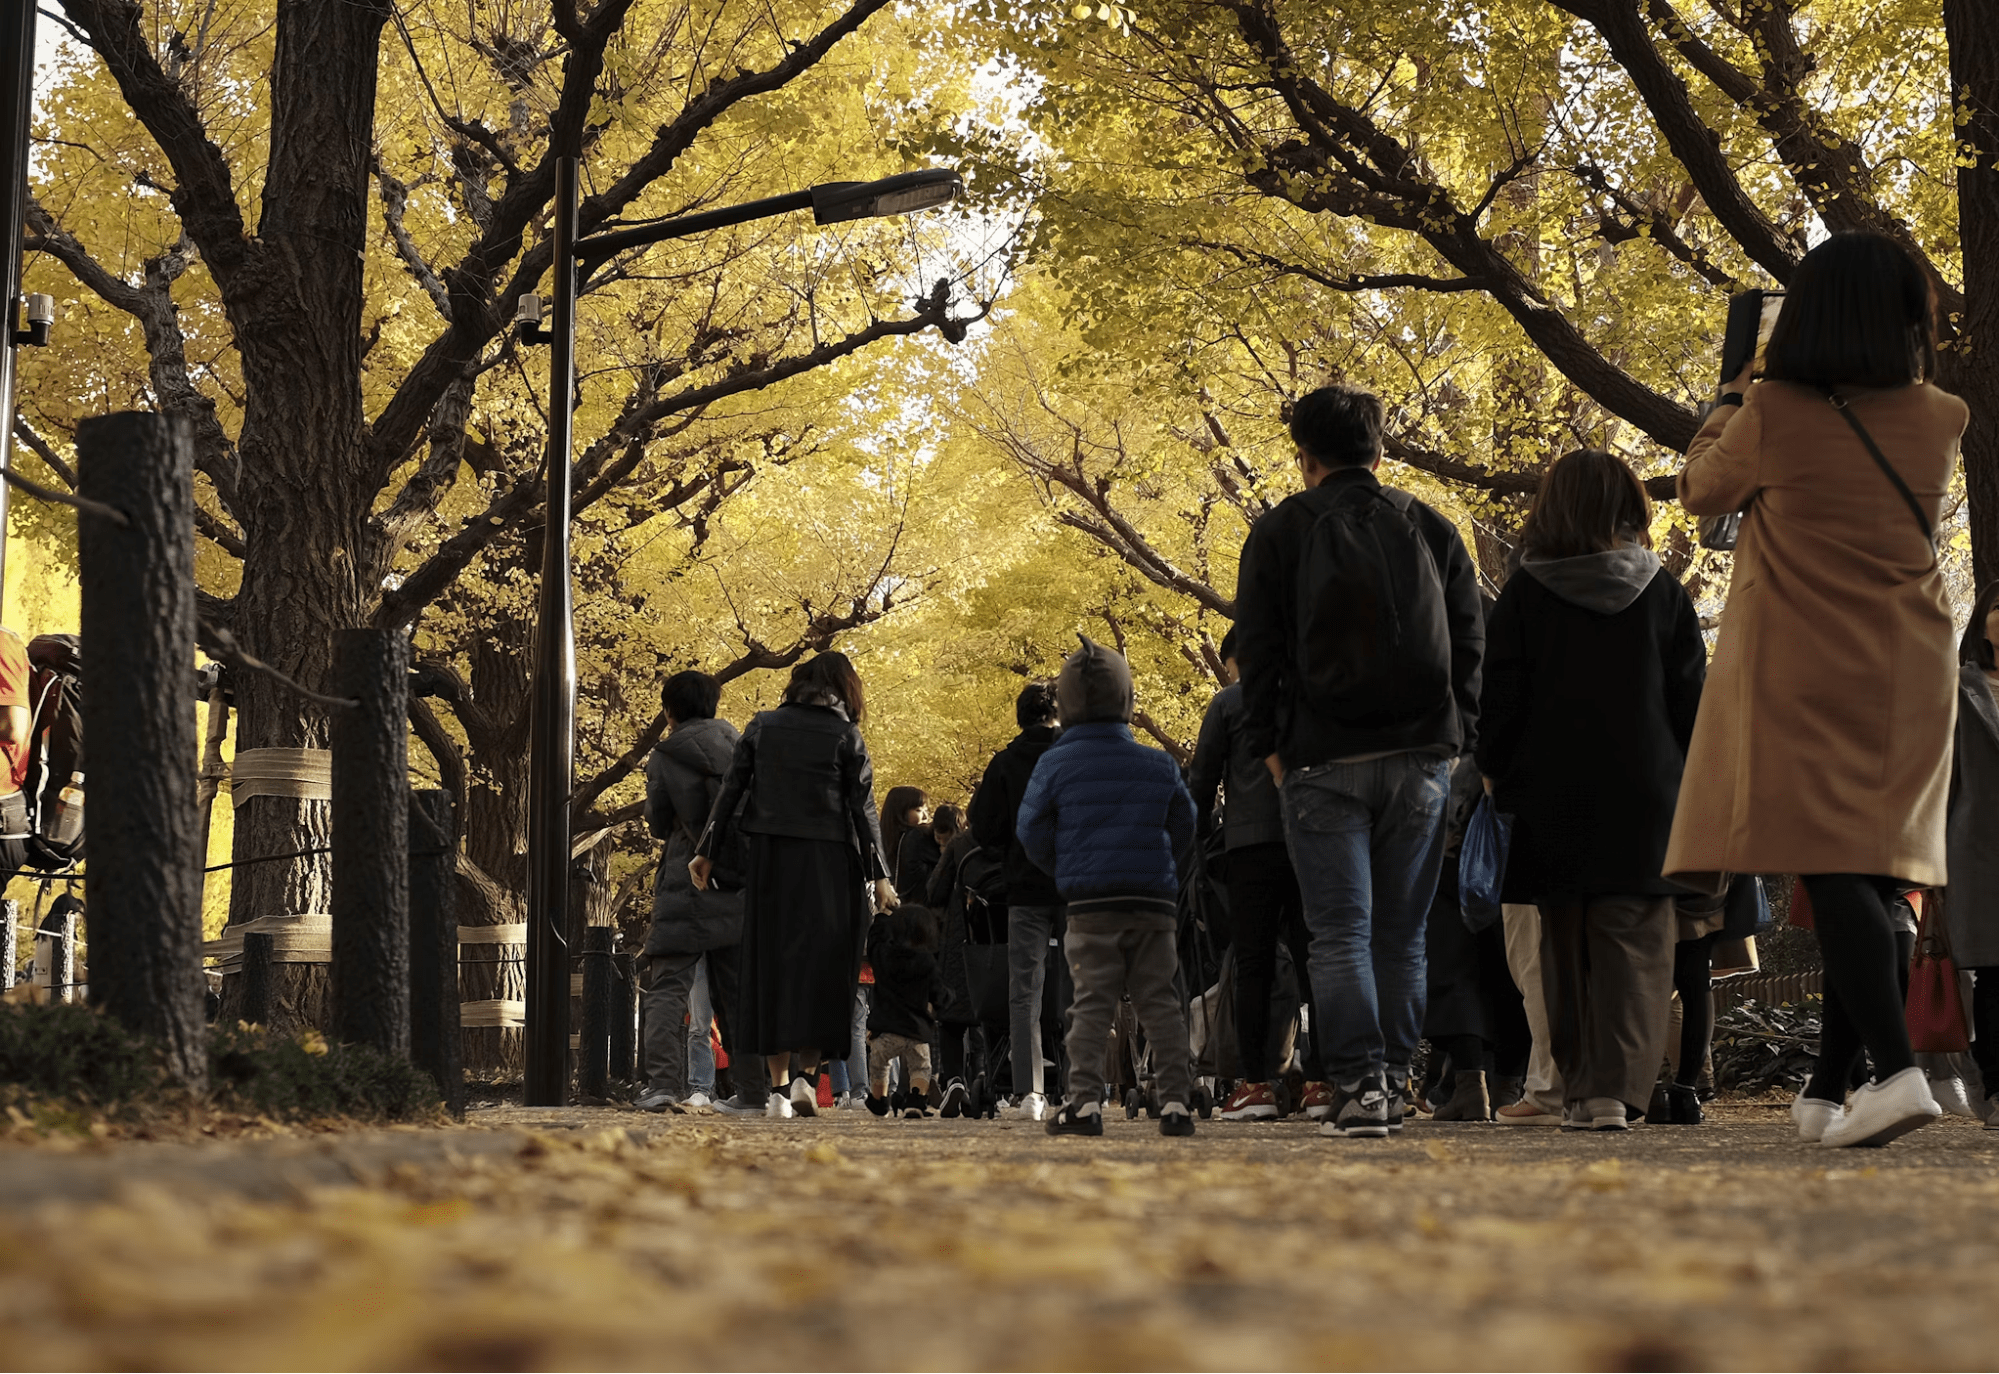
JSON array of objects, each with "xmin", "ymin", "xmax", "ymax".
[
  {"xmin": 1386, "ymin": 1078, "xmax": 1409, "ymax": 1133},
  {"xmin": 1320, "ymin": 1077, "xmax": 1391, "ymax": 1138},
  {"xmin": 1160, "ymin": 1106, "xmax": 1195, "ymax": 1137},
  {"xmin": 865, "ymin": 1093, "xmax": 890, "ymax": 1117},
  {"xmin": 1046, "ymin": 1101, "xmax": 1104, "ymax": 1136},
  {"xmin": 939, "ymin": 1079, "xmax": 969, "ymax": 1119}
]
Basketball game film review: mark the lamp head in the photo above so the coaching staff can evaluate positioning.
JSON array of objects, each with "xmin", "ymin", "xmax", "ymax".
[
  {"xmin": 514, "ymin": 293, "xmax": 545, "ymax": 326},
  {"xmin": 810, "ymin": 169, "xmax": 962, "ymax": 226},
  {"xmin": 23, "ymin": 295, "xmax": 54, "ymax": 328}
]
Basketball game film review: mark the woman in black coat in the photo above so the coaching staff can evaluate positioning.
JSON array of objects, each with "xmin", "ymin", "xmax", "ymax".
[
  {"xmin": 693, "ymin": 652, "xmax": 893, "ymax": 1119},
  {"xmin": 1475, "ymin": 449, "xmax": 1706, "ymax": 1131}
]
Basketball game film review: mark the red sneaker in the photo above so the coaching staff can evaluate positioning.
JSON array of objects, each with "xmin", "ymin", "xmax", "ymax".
[
  {"xmin": 1300, "ymin": 1081, "xmax": 1335, "ymax": 1121},
  {"xmin": 1219, "ymin": 1082, "xmax": 1279, "ymax": 1121}
]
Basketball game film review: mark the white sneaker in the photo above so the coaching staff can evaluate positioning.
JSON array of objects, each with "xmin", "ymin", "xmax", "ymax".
[
  {"xmin": 1791, "ymin": 1091, "xmax": 1841, "ymax": 1142},
  {"xmin": 1820, "ymin": 1066, "xmax": 1941, "ymax": 1148},
  {"xmin": 837, "ymin": 1091, "xmax": 867, "ymax": 1111},
  {"xmin": 1931, "ymin": 1075, "xmax": 1978, "ymax": 1118},
  {"xmin": 1583, "ymin": 1097, "xmax": 1628, "ymax": 1131},
  {"xmin": 682, "ymin": 1091, "xmax": 713, "ymax": 1110},
  {"xmin": 789, "ymin": 1077, "xmax": 819, "ymax": 1118},
  {"xmin": 1023, "ymin": 1092, "xmax": 1048, "ymax": 1122},
  {"xmin": 766, "ymin": 1093, "xmax": 794, "ymax": 1119}
]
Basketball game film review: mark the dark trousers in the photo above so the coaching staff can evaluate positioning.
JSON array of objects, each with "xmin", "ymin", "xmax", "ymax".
[
  {"xmin": 642, "ymin": 944, "xmax": 738, "ymax": 1098},
  {"xmin": 1063, "ymin": 915, "xmax": 1192, "ymax": 1109},
  {"xmin": 1539, "ymin": 895, "xmax": 1675, "ymax": 1111},
  {"xmin": 1972, "ymin": 968, "xmax": 1999, "ymax": 1099},
  {"xmin": 1672, "ymin": 931, "xmax": 1720, "ymax": 1087},
  {"xmin": 1802, "ymin": 874, "xmax": 1916, "ymax": 1101},
  {"xmin": 1227, "ymin": 842, "xmax": 1323, "ymax": 1083}
]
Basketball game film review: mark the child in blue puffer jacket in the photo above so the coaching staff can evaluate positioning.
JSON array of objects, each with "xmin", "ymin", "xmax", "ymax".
[{"xmin": 1019, "ymin": 635, "xmax": 1199, "ymax": 1137}]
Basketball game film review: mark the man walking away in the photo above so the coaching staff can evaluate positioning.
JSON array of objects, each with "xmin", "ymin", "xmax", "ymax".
[
  {"xmin": 970, "ymin": 682, "xmax": 1065, "ymax": 1120},
  {"xmin": 639, "ymin": 671, "xmax": 742, "ymax": 1113},
  {"xmin": 1189, "ymin": 628, "xmax": 1331, "ymax": 1120},
  {"xmin": 1235, "ymin": 385, "xmax": 1484, "ymax": 1138},
  {"xmin": 1019, "ymin": 636, "xmax": 1199, "ymax": 1138}
]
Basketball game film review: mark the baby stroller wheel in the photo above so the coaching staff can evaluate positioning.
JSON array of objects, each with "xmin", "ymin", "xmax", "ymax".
[
  {"xmin": 966, "ymin": 1072, "xmax": 987, "ymax": 1120},
  {"xmin": 1145, "ymin": 1088, "xmax": 1162, "ymax": 1120},
  {"xmin": 1193, "ymin": 1085, "xmax": 1214, "ymax": 1120},
  {"xmin": 1124, "ymin": 1088, "xmax": 1141, "ymax": 1120}
]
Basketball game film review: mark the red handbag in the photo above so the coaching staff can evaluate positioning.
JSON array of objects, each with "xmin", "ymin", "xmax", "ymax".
[{"xmin": 1907, "ymin": 890, "xmax": 1970, "ymax": 1053}]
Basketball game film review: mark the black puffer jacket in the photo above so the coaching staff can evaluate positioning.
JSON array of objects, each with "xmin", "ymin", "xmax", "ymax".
[
  {"xmin": 866, "ymin": 922, "xmax": 947, "ymax": 1041},
  {"xmin": 645, "ymin": 716, "xmax": 744, "ymax": 955},
  {"xmin": 969, "ymin": 725, "xmax": 1061, "ymax": 906}
]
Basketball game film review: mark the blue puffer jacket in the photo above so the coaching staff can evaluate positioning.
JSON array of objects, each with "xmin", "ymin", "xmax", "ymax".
[{"xmin": 1017, "ymin": 722, "xmax": 1197, "ymax": 917}]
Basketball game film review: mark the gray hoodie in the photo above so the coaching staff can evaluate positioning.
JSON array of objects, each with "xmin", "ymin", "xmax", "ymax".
[
  {"xmin": 1056, "ymin": 634, "xmax": 1135, "ymax": 725},
  {"xmin": 1520, "ymin": 545, "xmax": 1661, "ymax": 615}
]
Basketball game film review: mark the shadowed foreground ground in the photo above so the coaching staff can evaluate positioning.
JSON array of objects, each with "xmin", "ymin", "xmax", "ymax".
[{"xmin": 0, "ymin": 1101, "xmax": 1994, "ymax": 1370}]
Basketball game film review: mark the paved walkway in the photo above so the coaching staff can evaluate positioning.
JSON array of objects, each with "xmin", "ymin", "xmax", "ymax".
[{"xmin": 0, "ymin": 1102, "xmax": 1993, "ymax": 1369}]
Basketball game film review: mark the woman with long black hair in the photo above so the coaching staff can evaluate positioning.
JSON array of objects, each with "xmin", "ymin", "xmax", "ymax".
[
  {"xmin": 693, "ymin": 652, "xmax": 894, "ymax": 1118},
  {"xmin": 1668, "ymin": 231, "xmax": 1968, "ymax": 1148}
]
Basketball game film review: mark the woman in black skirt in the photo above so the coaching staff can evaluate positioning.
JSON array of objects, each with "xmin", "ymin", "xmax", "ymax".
[{"xmin": 691, "ymin": 652, "xmax": 894, "ymax": 1118}]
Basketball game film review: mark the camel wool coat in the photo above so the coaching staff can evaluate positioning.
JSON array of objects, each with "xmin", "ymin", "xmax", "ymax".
[{"xmin": 1664, "ymin": 379, "xmax": 1967, "ymax": 889}]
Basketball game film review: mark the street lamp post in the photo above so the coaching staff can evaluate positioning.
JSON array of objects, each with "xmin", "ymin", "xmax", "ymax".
[{"xmin": 518, "ymin": 159, "xmax": 961, "ymax": 1105}]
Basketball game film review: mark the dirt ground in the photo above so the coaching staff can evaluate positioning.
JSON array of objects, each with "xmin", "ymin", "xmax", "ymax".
[{"xmin": 0, "ymin": 1100, "xmax": 1995, "ymax": 1371}]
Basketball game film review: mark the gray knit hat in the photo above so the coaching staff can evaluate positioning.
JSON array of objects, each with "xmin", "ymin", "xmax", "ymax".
[{"xmin": 1055, "ymin": 635, "xmax": 1135, "ymax": 725}]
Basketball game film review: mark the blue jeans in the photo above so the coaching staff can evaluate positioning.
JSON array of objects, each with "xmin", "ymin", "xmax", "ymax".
[
  {"xmin": 686, "ymin": 954, "xmax": 715, "ymax": 1096},
  {"xmin": 1281, "ymin": 752, "xmax": 1452, "ymax": 1083}
]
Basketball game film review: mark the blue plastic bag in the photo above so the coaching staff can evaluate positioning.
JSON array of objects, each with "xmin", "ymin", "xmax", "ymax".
[{"xmin": 1459, "ymin": 793, "xmax": 1513, "ymax": 933}]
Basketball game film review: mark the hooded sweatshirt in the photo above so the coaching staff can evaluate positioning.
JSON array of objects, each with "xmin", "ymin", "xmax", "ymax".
[{"xmin": 1520, "ymin": 545, "xmax": 1661, "ymax": 615}]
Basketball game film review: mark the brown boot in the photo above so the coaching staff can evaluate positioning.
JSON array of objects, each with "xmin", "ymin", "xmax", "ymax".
[{"xmin": 1431, "ymin": 1070, "xmax": 1492, "ymax": 1122}]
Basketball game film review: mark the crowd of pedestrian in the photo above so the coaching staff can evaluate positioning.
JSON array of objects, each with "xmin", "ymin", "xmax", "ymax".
[{"xmin": 634, "ymin": 230, "xmax": 1987, "ymax": 1151}]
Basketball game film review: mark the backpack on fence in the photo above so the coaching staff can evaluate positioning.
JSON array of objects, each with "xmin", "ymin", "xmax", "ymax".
[
  {"xmin": 1294, "ymin": 485, "xmax": 1452, "ymax": 726},
  {"xmin": 21, "ymin": 634, "xmax": 83, "ymax": 871}
]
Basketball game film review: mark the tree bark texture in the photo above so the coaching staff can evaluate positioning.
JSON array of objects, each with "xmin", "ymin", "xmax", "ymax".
[
  {"xmin": 1946, "ymin": 0, "xmax": 1999, "ymax": 587},
  {"xmin": 76, "ymin": 412, "xmax": 207, "ymax": 1089},
  {"xmin": 409, "ymin": 788, "xmax": 464, "ymax": 1116},
  {"xmin": 241, "ymin": 931, "xmax": 275, "ymax": 1026},
  {"xmin": 330, "ymin": 628, "xmax": 410, "ymax": 1057}
]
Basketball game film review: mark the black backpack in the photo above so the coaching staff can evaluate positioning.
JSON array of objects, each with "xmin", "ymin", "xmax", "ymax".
[
  {"xmin": 21, "ymin": 634, "xmax": 83, "ymax": 870},
  {"xmin": 1293, "ymin": 485, "xmax": 1452, "ymax": 726}
]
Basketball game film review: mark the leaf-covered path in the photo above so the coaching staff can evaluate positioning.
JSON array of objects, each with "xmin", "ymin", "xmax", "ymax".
[{"xmin": 0, "ymin": 1103, "xmax": 1993, "ymax": 1370}]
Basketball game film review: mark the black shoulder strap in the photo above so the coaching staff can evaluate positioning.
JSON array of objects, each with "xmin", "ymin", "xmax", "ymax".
[{"xmin": 1825, "ymin": 389, "xmax": 1935, "ymax": 554}]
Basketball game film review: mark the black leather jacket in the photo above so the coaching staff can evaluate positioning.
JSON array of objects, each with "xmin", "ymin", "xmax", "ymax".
[
  {"xmin": 696, "ymin": 701, "xmax": 888, "ymax": 879},
  {"xmin": 1187, "ymin": 683, "xmax": 1285, "ymax": 850}
]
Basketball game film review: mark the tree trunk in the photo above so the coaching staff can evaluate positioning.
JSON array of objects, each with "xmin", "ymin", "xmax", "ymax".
[
  {"xmin": 220, "ymin": 0, "xmax": 390, "ymax": 1025},
  {"xmin": 456, "ymin": 613, "xmax": 533, "ymax": 1078},
  {"xmin": 1947, "ymin": 0, "xmax": 1999, "ymax": 586}
]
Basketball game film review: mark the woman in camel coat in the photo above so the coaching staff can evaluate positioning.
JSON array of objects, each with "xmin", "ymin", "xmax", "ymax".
[{"xmin": 1668, "ymin": 232, "xmax": 1967, "ymax": 1149}]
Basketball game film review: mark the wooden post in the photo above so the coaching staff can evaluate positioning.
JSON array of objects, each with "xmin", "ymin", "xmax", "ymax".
[
  {"xmin": 0, "ymin": 898, "xmax": 16, "ymax": 990},
  {"xmin": 408, "ymin": 788, "xmax": 463, "ymax": 1116},
  {"xmin": 578, "ymin": 925, "xmax": 613, "ymax": 1099},
  {"xmin": 330, "ymin": 628, "xmax": 411, "ymax": 1057},
  {"xmin": 76, "ymin": 413, "xmax": 206, "ymax": 1088},
  {"xmin": 194, "ymin": 680, "xmax": 230, "ymax": 881},
  {"xmin": 610, "ymin": 949, "xmax": 636, "ymax": 1083},
  {"xmin": 241, "ymin": 931, "xmax": 275, "ymax": 1025},
  {"xmin": 47, "ymin": 900, "xmax": 74, "ymax": 1004}
]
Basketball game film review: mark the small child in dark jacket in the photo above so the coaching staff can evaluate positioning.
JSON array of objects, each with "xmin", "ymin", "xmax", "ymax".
[
  {"xmin": 1019, "ymin": 635, "xmax": 1199, "ymax": 1137},
  {"xmin": 865, "ymin": 904, "xmax": 947, "ymax": 1119}
]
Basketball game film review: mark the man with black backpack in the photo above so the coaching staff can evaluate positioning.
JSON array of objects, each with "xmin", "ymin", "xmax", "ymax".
[
  {"xmin": 969, "ymin": 681, "xmax": 1065, "ymax": 1120},
  {"xmin": 1236, "ymin": 385, "xmax": 1483, "ymax": 1139}
]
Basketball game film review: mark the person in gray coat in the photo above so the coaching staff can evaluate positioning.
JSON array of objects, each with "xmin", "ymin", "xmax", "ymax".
[
  {"xmin": 636, "ymin": 671, "xmax": 742, "ymax": 1112},
  {"xmin": 1948, "ymin": 580, "xmax": 1999, "ymax": 1124}
]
